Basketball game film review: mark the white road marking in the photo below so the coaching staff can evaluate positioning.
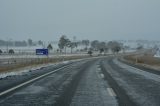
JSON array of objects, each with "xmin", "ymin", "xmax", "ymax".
[
  {"xmin": 107, "ymin": 88, "xmax": 116, "ymax": 97},
  {"xmin": 100, "ymin": 74, "xmax": 104, "ymax": 78},
  {"xmin": 0, "ymin": 65, "xmax": 69, "ymax": 97}
]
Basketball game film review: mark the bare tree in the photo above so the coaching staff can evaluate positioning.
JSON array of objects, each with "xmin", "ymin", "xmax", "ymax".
[
  {"xmin": 47, "ymin": 44, "xmax": 53, "ymax": 54},
  {"xmin": 108, "ymin": 41, "xmax": 123, "ymax": 54},
  {"xmin": 88, "ymin": 50, "xmax": 93, "ymax": 56},
  {"xmin": 91, "ymin": 40, "xmax": 99, "ymax": 50},
  {"xmin": 98, "ymin": 42, "xmax": 106, "ymax": 53},
  {"xmin": 38, "ymin": 40, "xmax": 43, "ymax": 46},
  {"xmin": 28, "ymin": 39, "xmax": 33, "ymax": 46},
  {"xmin": 0, "ymin": 49, "xmax": 2, "ymax": 55},
  {"xmin": 9, "ymin": 49, "xmax": 14, "ymax": 54},
  {"xmin": 58, "ymin": 35, "xmax": 70, "ymax": 54},
  {"xmin": 82, "ymin": 40, "xmax": 90, "ymax": 50},
  {"xmin": 68, "ymin": 42, "xmax": 78, "ymax": 53}
]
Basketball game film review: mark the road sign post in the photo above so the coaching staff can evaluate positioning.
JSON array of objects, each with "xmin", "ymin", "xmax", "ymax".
[{"xmin": 36, "ymin": 49, "xmax": 49, "ymax": 64}]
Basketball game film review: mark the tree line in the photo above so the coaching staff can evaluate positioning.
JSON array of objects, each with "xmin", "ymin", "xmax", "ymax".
[
  {"xmin": 0, "ymin": 39, "xmax": 44, "ymax": 47},
  {"xmin": 0, "ymin": 35, "xmax": 124, "ymax": 55},
  {"xmin": 57, "ymin": 35, "xmax": 124, "ymax": 55}
]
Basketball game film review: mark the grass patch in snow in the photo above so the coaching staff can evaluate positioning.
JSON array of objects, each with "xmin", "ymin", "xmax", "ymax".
[
  {"xmin": 124, "ymin": 54, "xmax": 160, "ymax": 66},
  {"xmin": 0, "ymin": 55, "xmax": 90, "ymax": 73}
]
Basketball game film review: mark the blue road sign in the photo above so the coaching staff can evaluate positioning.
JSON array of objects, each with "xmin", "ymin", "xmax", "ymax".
[{"xmin": 36, "ymin": 49, "xmax": 48, "ymax": 55}]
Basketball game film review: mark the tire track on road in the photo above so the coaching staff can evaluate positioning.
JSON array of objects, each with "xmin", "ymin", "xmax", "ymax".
[
  {"xmin": 54, "ymin": 60, "xmax": 95, "ymax": 106},
  {"xmin": 101, "ymin": 59, "xmax": 137, "ymax": 106}
]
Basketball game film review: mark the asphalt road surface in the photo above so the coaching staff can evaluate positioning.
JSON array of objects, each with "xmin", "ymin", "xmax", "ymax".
[{"xmin": 0, "ymin": 57, "xmax": 160, "ymax": 106}]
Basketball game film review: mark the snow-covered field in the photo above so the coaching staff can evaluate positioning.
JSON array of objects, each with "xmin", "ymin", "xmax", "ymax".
[
  {"xmin": 0, "ymin": 45, "xmax": 89, "ymax": 59},
  {"xmin": 0, "ymin": 56, "xmax": 92, "ymax": 79},
  {"xmin": 154, "ymin": 49, "xmax": 160, "ymax": 58},
  {"xmin": 0, "ymin": 48, "xmax": 138, "ymax": 79},
  {"xmin": 154, "ymin": 55, "xmax": 160, "ymax": 58}
]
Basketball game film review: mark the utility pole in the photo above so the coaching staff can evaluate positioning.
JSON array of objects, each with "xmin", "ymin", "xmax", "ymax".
[
  {"xmin": 6, "ymin": 38, "xmax": 12, "ymax": 54},
  {"xmin": 7, "ymin": 40, "xmax": 8, "ymax": 53}
]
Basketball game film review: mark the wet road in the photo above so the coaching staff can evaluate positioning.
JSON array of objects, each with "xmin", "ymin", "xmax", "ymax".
[
  {"xmin": 0, "ymin": 57, "xmax": 160, "ymax": 106},
  {"xmin": 101, "ymin": 57, "xmax": 160, "ymax": 106}
]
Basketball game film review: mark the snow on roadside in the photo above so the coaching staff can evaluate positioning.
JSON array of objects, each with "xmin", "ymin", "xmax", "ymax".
[
  {"xmin": 0, "ymin": 64, "xmax": 54, "ymax": 79},
  {"xmin": 0, "ymin": 56, "xmax": 93, "ymax": 79},
  {"xmin": 0, "ymin": 60, "xmax": 74, "ymax": 79},
  {"xmin": 0, "ymin": 53, "xmax": 88, "ymax": 59},
  {"xmin": 154, "ymin": 55, "xmax": 160, "ymax": 58}
]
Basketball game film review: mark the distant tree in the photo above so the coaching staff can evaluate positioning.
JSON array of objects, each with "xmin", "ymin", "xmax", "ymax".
[
  {"xmin": 58, "ymin": 35, "xmax": 66, "ymax": 50},
  {"xmin": 82, "ymin": 40, "xmax": 90, "ymax": 50},
  {"xmin": 38, "ymin": 40, "xmax": 43, "ymax": 46},
  {"xmin": 68, "ymin": 42, "xmax": 78, "ymax": 53},
  {"xmin": 113, "ymin": 45, "xmax": 121, "ymax": 53},
  {"xmin": 28, "ymin": 39, "xmax": 33, "ymax": 46},
  {"xmin": 0, "ymin": 40, "xmax": 14, "ymax": 46},
  {"xmin": 58, "ymin": 35, "xmax": 70, "ymax": 54},
  {"xmin": 57, "ymin": 49, "xmax": 59, "ymax": 53},
  {"xmin": 99, "ymin": 48, "xmax": 104, "ymax": 54},
  {"xmin": 122, "ymin": 46, "xmax": 130, "ymax": 53},
  {"xmin": 77, "ymin": 41, "xmax": 82, "ymax": 46},
  {"xmin": 136, "ymin": 43, "xmax": 144, "ymax": 50},
  {"xmin": 9, "ymin": 49, "xmax": 14, "ymax": 54},
  {"xmin": 47, "ymin": 44, "xmax": 53, "ymax": 51},
  {"xmin": 0, "ymin": 49, "xmax": 2, "ymax": 54},
  {"xmin": 98, "ymin": 42, "xmax": 106, "ymax": 52},
  {"xmin": 137, "ymin": 45, "xmax": 143, "ymax": 50},
  {"xmin": 108, "ymin": 41, "xmax": 123, "ymax": 54},
  {"xmin": 88, "ymin": 50, "xmax": 93, "ymax": 56},
  {"xmin": 104, "ymin": 47, "xmax": 109, "ymax": 54},
  {"xmin": 124, "ymin": 46, "xmax": 130, "ymax": 50},
  {"xmin": 0, "ymin": 40, "xmax": 6, "ymax": 46},
  {"xmin": 15, "ymin": 41, "xmax": 27, "ymax": 47},
  {"xmin": 15, "ymin": 41, "xmax": 20, "ymax": 47},
  {"xmin": 22, "ymin": 40, "xmax": 27, "ymax": 46},
  {"xmin": 153, "ymin": 45, "xmax": 158, "ymax": 51},
  {"xmin": 91, "ymin": 40, "xmax": 99, "ymax": 50}
]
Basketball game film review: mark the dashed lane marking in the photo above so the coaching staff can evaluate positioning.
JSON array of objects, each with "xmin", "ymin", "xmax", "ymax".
[
  {"xmin": 107, "ymin": 88, "xmax": 116, "ymax": 97},
  {"xmin": 100, "ymin": 74, "xmax": 104, "ymax": 79}
]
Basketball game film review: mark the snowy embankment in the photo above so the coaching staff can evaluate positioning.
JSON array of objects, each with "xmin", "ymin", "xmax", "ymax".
[
  {"xmin": 0, "ymin": 60, "xmax": 70, "ymax": 79},
  {"xmin": 0, "ymin": 53, "xmax": 95, "ymax": 79},
  {"xmin": 154, "ymin": 52, "xmax": 160, "ymax": 58},
  {"xmin": 0, "ymin": 53, "xmax": 88, "ymax": 59},
  {"xmin": 154, "ymin": 55, "xmax": 160, "ymax": 58}
]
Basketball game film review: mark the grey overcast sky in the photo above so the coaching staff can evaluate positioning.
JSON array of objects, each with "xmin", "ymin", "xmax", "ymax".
[{"xmin": 0, "ymin": 0, "xmax": 160, "ymax": 41}]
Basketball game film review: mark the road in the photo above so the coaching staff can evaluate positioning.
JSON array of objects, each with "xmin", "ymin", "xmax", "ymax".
[{"xmin": 0, "ymin": 56, "xmax": 160, "ymax": 106}]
